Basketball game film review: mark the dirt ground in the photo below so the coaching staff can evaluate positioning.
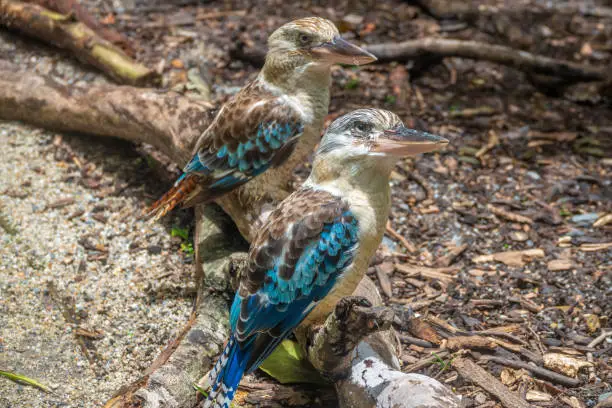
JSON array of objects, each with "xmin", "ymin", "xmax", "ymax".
[{"xmin": 0, "ymin": 0, "xmax": 610, "ymax": 407}]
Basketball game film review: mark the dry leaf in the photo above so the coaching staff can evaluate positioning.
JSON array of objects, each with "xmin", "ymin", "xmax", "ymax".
[
  {"xmin": 584, "ymin": 314, "xmax": 601, "ymax": 333},
  {"xmin": 543, "ymin": 353, "xmax": 594, "ymax": 377}
]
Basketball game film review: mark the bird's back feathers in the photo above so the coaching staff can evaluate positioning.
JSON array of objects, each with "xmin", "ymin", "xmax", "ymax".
[{"xmin": 148, "ymin": 81, "xmax": 305, "ymax": 219}]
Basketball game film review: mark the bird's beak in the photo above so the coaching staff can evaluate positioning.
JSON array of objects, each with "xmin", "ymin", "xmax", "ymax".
[
  {"xmin": 311, "ymin": 36, "xmax": 377, "ymax": 66},
  {"xmin": 372, "ymin": 126, "xmax": 449, "ymax": 156}
]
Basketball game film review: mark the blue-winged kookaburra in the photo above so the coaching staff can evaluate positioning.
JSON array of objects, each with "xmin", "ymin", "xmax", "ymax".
[
  {"xmin": 203, "ymin": 108, "xmax": 449, "ymax": 408},
  {"xmin": 148, "ymin": 17, "xmax": 376, "ymax": 219}
]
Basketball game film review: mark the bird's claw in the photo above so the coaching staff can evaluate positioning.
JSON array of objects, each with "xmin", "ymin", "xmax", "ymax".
[{"xmin": 334, "ymin": 296, "xmax": 372, "ymax": 321}]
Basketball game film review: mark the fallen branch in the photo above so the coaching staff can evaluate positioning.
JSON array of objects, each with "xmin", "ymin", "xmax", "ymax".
[
  {"xmin": 0, "ymin": 0, "xmax": 157, "ymax": 85},
  {"xmin": 232, "ymin": 38, "xmax": 607, "ymax": 82},
  {"xmin": 28, "ymin": 0, "xmax": 133, "ymax": 48},
  {"xmin": 453, "ymin": 357, "xmax": 533, "ymax": 408},
  {"xmin": 367, "ymin": 38, "xmax": 606, "ymax": 81},
  {"xmin": 482, "ymin": 356, "xmax": 581, "ymax": 387}
]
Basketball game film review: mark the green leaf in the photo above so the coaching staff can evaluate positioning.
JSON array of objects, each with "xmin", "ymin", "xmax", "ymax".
[
  {"xmin": 259, "ymin": 340, "xmax": 328, "ymax": 385},
  {"xmin": 171, "ymin": 226, "xmax": 189, "ymax": 241},
  {"xmin": 181, "ymin": 242, "xmax": 194, "ymax": 255},
  {"xmin": 192, "ymin": 382, "xmax": 208, "ymax": 397},
  {"xmin": 0, "ymin": 370, "xmax": 53, "ymax": 394}
]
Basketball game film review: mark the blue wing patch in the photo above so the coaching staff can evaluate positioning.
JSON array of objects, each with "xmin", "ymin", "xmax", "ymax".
[
  {"xmin": 179, "ymin": 121, "xmax": 304, "ymax": 193},
  {"xmin": 228, "ymin": 210, "xmax": 359, "ymax": 374}
]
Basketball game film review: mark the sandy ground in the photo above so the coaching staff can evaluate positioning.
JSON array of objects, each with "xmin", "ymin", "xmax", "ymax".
[{"xmin": 0, "ymin": 123, "xmax": 195, "ymax": 407}]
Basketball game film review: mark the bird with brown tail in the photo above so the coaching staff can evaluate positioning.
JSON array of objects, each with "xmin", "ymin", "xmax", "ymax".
[{"xmin": 147, "ymin": 17, "xmax": 376, "ymax": 220}]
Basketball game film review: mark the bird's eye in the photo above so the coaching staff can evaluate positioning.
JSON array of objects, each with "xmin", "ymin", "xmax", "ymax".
[
  {"xmin": 299, "ymin": 34, "xmax": 312, "ymax": 45},
  {"xmin": 354, "ymin": 122, "xmax": 371, "ymax": 132}
]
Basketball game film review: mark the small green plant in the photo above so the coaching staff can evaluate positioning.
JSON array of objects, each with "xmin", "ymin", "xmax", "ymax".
[
  {"xmin": 181, "ymin": 242, "xmax": 194, "ymax": 255},
  {"xmin": 345, "ymin": 77, "xmax": 360, "ymax": 90},
  {"xmin": 171, "ymin": 226, "xmax": 189, "ymax": 240},
  {"xmin": 384, "ymin": 95, "xmax": 397, "ymax": 105},
  {"xmin": 431, "ymin": 352, "xmax": 453, "ymax": 372},
  {"xmin": 172, "ymin": 226, "xmax": 194, "ymax": 254}
]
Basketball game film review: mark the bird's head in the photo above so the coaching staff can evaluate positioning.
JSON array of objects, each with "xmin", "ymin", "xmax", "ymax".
[
  {"xmin": 266, "ymin": 17, "xmax": 376, "ymax": 68},
  {"xmin": 318, "ymin": 109, "xmax": 448, "ymax": 161}
]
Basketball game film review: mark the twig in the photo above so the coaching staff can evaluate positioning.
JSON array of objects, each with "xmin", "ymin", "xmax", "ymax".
[
  {"xmin": 588, "ymin": 331, "xmax": 612, "ymax": 348},
  {"xmin": 481, "ymin": 356, "xmax": 580, "ymax": 387},
  {"xmin": 475, "ymin": 130, "xmax": 500, "ymax": 159},
  {"xmin": 395, "ymin": 264, "xmax": 458, "ymax": 283},
  {"xmin": 445, "ymin": 336, "xmax": 497, "ymax": 351},
  {"xmin": 407, "ymin": 172, "xmax": 434, "ymax": 202},
  {"xmin": 196, "ymin": 10, "xmax": 246, "ymax": 20},
  {"xmin": 453, "ymin": 357, "xmax": 533, "ymax": 408},
  {"xmin": 386, "ymin": 220, "xmax": 417, "ymax": 253},
  {"xmin": 404, "ymin": 350, "xmax": 450, "ymax": 372},
  {"xmin": 488, "ymin": 204, "xmax": 534, "ymax": 224},
  {"xmin": 399, "ymin": 334, "xmax": 434, "ymax": 348}
]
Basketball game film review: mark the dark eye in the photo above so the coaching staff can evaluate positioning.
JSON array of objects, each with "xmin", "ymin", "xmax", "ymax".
[
  {"xmin": 354, "ymin": 122, "xmax": 371, "ymax": 132},
  {"xmin": 299, "ymin": 34, "xmax": 312, "ymax": 45}
]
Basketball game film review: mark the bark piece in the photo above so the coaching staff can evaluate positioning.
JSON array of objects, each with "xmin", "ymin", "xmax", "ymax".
[
  {"xmin": 0, "ymin": 0, "xmax": 157, "ymax": 85},
  {"xmin": 543, "ymin": 353, "xmax": 594, "ymax": 378},
  {"xmin": 472, "ymin": 249, "xmax": 545, "ymax": 267},
  {"xmin": 453, "ymin": 357, "xmax": 533, "ymax": 408}
]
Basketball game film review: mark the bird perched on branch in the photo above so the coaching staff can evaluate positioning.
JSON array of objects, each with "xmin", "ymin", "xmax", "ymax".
[
  {"xmin": 148, "ymin": 17, "xmax": 376, "ymax": 220},
  {"xmin": 203, "ymin": 109, "xmax": 449, "ymax": 408}
]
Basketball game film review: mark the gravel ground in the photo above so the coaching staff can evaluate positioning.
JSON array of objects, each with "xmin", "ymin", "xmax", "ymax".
[{"xmin": 0, "ymin": 123, "xmax": 194, "ymax": 407}]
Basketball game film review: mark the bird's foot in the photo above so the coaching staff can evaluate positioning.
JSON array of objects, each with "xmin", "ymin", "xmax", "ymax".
[
  {"xmin": 330, "ymin": 296, "xmax": 394, "ymax": 357},
  {"xmin": 225, "ymin": 252, "xmax": 249, "ymax": 290}
]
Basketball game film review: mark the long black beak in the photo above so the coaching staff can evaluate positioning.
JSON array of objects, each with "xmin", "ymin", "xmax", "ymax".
[
  {"xmin": 372, "ymin": 126, "xmax": 449, "ymax": 156},
  {"xmin": 311, "ymin": 36, "xmax": 377, "ymax": 66}
]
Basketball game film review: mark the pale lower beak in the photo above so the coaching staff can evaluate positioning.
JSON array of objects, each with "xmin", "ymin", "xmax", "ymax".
[
  {"xmin": 372, "ymin": 126, "xmax": 449, "ymax": 156},
  {"xmin": 311, "ymin": 37, "xmax": 377, "ymax": 66}
]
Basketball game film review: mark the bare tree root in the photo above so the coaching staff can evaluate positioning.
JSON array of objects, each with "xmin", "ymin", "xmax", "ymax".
[
  {"xmin": 0, "ymin": 0, "xmax": 158, "ymax": 85},
  {"xmin": 0, "ymin": 66, "xmax": 459, "ymax": 407}
]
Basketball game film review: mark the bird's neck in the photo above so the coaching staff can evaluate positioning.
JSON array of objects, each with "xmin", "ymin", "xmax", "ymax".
[
  {"xmin": 305, "ymin": 155, "xmax": 394, "ymax": 218},
  {"xmin": 260, "ymin": 54, "xmax": 331, "ymax": 97}
]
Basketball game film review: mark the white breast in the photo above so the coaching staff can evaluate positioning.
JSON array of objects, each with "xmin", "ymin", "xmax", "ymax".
[{"xmin": 300, "ymin": 182, "xmax": 390, "ymax": 326}]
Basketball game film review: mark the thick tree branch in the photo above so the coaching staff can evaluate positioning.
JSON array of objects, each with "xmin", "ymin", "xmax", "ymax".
[
  {"xmin": 232, "ymin": 38, "xmax": 607, "ymax": 82},
  {"xmin": 367, "ymin": 38, "xmax": 607, "ymax": 81},
  {"xmin": 0, "ymin": 62, "xmax": 207, "ymax": 164},
  {"xmin": 0, "ymin": 0, "xmax": 157, "ymax": 85}
]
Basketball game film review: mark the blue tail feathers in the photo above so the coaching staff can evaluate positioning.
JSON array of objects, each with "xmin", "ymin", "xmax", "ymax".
[{"xmin": 203, "ymin": 336, "xmax": 251, "ymax": 408}]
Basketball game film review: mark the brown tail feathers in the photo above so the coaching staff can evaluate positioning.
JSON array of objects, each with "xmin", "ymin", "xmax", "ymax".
[{"xmin": 147, "ymin": 174, "xmax": 200, "ymax": 221}]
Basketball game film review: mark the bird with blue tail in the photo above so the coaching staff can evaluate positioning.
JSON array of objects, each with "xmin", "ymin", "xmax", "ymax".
[
  {"xmin": 147, "ymin": 17, "xmax": 376, "ymax": 220},
  {"xmin": 202, "ymin": 109, "xmax": 449, "ymax": 408}
]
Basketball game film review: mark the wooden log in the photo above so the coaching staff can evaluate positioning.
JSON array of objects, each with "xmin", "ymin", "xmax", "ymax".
[{"xmin": 0, "ymin": 0, "xmax": 158, "ymax": 85}]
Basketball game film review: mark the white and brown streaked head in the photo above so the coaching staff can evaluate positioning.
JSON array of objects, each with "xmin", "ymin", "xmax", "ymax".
[
  {"xmin": 265, "ymin": 17, "xmax": 376, "ymax": 70},
  {"xmin": 315, "ymin": 108, "xmax": 449, "ymax": 167}
]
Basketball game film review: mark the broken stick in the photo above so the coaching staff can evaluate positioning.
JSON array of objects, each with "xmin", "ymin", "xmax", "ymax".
[{"xmin": 0, "ymin": 0, "xmax": 158, "ymax": 85}]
